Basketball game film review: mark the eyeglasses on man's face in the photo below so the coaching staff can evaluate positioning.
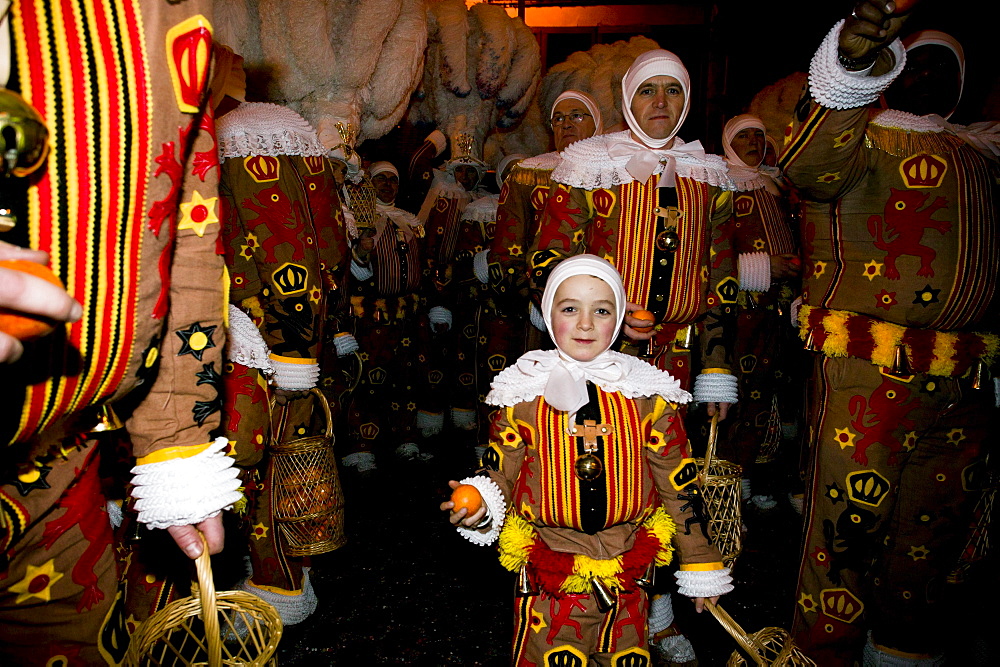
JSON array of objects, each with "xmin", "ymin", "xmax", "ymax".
[{"xmin": 550, "ymin": 112, "xmax": 592, "ymax": 128}]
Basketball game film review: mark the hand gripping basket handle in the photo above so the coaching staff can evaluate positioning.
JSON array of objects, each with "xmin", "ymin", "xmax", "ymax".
[
  {"xmin": 704, "ymin": 599, "xmax": 769, "ymax": 667},
  {"xmin": 271, "ymin": 387, "xmax": 334, "ymax": 445},
  {"xmin": 699, "ymin": 412, "xmax": 720, "ymax": 482},
  {"xmin": 193, "ymin": 531, "xmax": 222, "ymax": 667}
]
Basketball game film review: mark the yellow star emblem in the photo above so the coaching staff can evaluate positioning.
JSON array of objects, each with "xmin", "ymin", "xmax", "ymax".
[
  {"xmin": 572, "ymin": 229, "xmax": 584, "ymax": 244},
  {"xmin": 251, "ymin": 522, "xmax": 269, "ymax": 540},
  {"xmin": 902, "ymin": 431, "xmax": 918, "ymax": 452},
  {"xmin": 753, "ymin": 238, "xmax": 766, "ymax": 251},
  {"xmin": 817, "ymin": 172, "xmax": 841, "ymax": 184},
  {"xmin": 177, "ymin": 190, "xmax": 219, "ymax": 238},
  {"xmin": 834, "ymin": 427, "xmax": 856, "ymax": 450},
  {"xmin": 863, "ymin": 260, "xmax": 884, "ymax": 281},
  {"xmin": 946, "ymin": 428, "xmax": 965, "ymax": 446},
  {"xmin": 509, "ymin": 244, "xmax": 523, "ymax": 257},
  {"xmin": 239, "ymin": 244, "xmax": 255, "ymax": 260},
  {"xmin": 908, "ymin": 545, "xmax": 929, "ymax": 561},
  {"xmin": 797, "ymin": 592, "xmax": 818, "ymax": 613},
  {"xmin": 813, "ymin": 261, "xmax": 827, "ymax": 278},
  {"xmin": 530, "ymin": 607, "xmax": 548, "ymax": 633},
  {"xmin": 750, "ymin": 390, "xmax": 762, "ymax": 400},
  {"xmin": 407, "ymin": 402, "xmax": 417, "ymax": 411},
  {"xmin": 401, "ymin": 338, "xmax": 411, "ymax": 347},
  {"xmin": 10, "ymin": 559, "xmax": 64, "ymax": 604},
  {"xmin": 700, "ymin": 266, "xmax": 709, "ymax": 282},
  {"xmin": 359, "ymin": 352, "xmax": 370, "ymax": 361},
  {"xmin": 833, "ymin": 129, "xmax": 855, "ymax": 149},
  {"xmin": 309, "ymin": 287, "xmax": 322, "ymax": 304}
]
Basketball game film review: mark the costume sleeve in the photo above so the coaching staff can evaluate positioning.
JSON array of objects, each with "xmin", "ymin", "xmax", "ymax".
[
  {"xmin": 400, "ymin": 135, "xmax": 443, "ymax": 215},
  {"xmin": 128, "ymin": 112, "xmax": 226, "ymax": 461},
  {"xmin": 483, "ymin": 404, "xmax": 528, "ymax": 506},
  {"xmin": 527, "ymin": 183, "xmax": 592, "ymax": 301},
  {"xmin": 699, "ymin": 187, "xmax": 738, "ymax": 374},
  {"xmin": 644, "ymin": 397, "xmax": 725, "ymax": 568},
  {"xmin": 490, "ymin": 169, "xmax": 542, "ymax": 308}
]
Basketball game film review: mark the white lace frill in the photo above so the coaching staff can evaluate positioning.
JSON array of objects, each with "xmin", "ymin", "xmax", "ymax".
[
  {"xmin": 551, "ymin": 131, "xmax": 733, "ymax": 191},
  {"xmin": 485, "ymin": 349, "xmax": 692, "ymax": 408},
  {"xmin": 217, "ymin": 102, "xmax": 327, "ymax": 160},
  {"xmin": 455, "ymin": 476, "xmax": 506, "ymax": 546},
  {"xmin": 808, "ymin": 20, "xmax": 906, "ymax": 111},
  {"xmin": 870, "ymin": 109, "xmax": 944, "ymax": 133},
  {"xmin": 738, "ymin": 252, "xmax": 771, "ymax": 293},
  {"xmin": 131, "ymin": 437, "xmax": 243, "ymax": 530},
  {"xmin": 726, "ymin": 163, "xmax": 776, "ymax": 193},
  {"xmin": 519, "ymin": 151, "xmax": 562, "ymax": 172},
  {"xmin": 226, "ymin": 305, "xmax": 274, "ymax": 375},
  {"xmin": 692, "ymin": 372, "xmax": 739, "ymax": 405},
  {"xmin": 462, "ymin": 194, "xmax": 499, "ymax": 224},
  {"xmin": 674, "ymin": 567, "xmax": 734, "ymax": 598}
]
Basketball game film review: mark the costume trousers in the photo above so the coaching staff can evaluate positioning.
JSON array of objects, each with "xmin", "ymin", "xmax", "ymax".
[
  {"xmin": 0, "ymin": 442, "xmax": 122, "ymax": 665},
  {"xmin": 792, "ymin": 355, "xmax": 992, "ymax": 663},
  {"xmin": 512, "ymin": 589, "xmax": 651, "ymax": 667}
]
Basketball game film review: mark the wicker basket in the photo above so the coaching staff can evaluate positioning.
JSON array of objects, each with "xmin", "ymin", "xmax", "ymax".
[
  {"xmin": 270, "ymin": 388, "xmax": 347, "ymax": 557},
  {"xmin": 694, "ymin": 413, "xmax": 743, "ymax": 568},
  {"xmin": 755, "ymin": 394, "xmax": 782, "ymax": 465},
  {"xmin": 706, "ymin": 600, "xmax": 816, "ymax": 667},
  {"xmin": 124, "ymin": 534, "xmax": 283, "ymax": 666}
]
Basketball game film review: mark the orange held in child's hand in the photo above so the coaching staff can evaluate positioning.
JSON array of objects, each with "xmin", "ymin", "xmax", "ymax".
[
  {"xmin": 0, "ymin": 260, "xmax": 65, "ymax": 340},
  {"xmin": 450, "ymin": 484, "xmax": 483, "ymax": 515},
  {"xmin": 631, "ymin": 309, "xmax": 656, "ymax": 333}
]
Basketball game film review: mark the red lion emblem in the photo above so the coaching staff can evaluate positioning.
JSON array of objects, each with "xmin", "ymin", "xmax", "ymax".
[
  {"xmin": 867, "ymin": 188, "xmax": 950, "ymax": 280},
  {"xmin": 848, "ymin": 377, "xmax": 918, "ymax": 465}
]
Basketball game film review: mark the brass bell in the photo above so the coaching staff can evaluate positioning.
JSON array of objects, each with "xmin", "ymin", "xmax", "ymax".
[
  {"xmin": 804, "ymin": 329, "xmax": 816, "ymax": 351},
  {"xmin": 574, "ymin": 454, "xmax": 603, "ymax": 481},
  {"xmin": 970, "ymin": 360, "xmax": 986, "ymax": 390},
  {"xmin": 590, "ymin": 577, "xmax": 616, "ymax": 613},
  {"xmin": 890, "ymin": 344, "xmax": 911, "ymax": 377},
  {"xmin": 90, "ymin": 405, "xmax": 125, "ymax": 433},
  {"xmin": 635, "ymin": 562, "xmax": 656, "ymax": 590},
  {"xmin": 0, "ymin": 89, "xmax": 50, "ymax": 179},
  {"xmin": 676, "ymin": 324, "xmax": 694, "ymax": 351},
  {"xmin": 516, "ymin": 563, "xmax": 538, "ymax": 597},
  {"xmin": 655, "ymin": 229, "xmax": 680, "ymax": 253}
]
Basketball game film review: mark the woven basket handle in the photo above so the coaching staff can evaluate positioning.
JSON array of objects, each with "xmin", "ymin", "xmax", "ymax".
[
  {"xmin": 271, "ymin": 387, "xmax": 334, "ymax": 444},
  {"xmin": 193, "ymin": 532, "xmax": 222, "ymax": 667},
  {"xmin": 700, "ymin": 412, "xmax": 720, "ymax": 482},
  {"xmin": 704, "ymin": 600, "xmax": 769, "ymax": 667}
]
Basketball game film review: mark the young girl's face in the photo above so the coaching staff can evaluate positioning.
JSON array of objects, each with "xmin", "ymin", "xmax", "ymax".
[{"xmin": 550, "ymin": 274, "xmax": 618, "ymax": 362}]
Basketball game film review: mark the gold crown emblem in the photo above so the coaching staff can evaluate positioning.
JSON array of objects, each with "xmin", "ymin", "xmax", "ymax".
[
  {"xmin": 487, "ymin": 354, "xmax": 507, "ymax": 373},
  {"xmin": 846, "ymin": 469, "xmax": 890, "ymax": 508},
  {"xmin": 359, "ymin": 423, "xmax": 379, "ymax": 440},
  {"xmin": 367, "ymin": 367, "xmax": 387, "ymax": 385},
  {"xmin": 303, "ymin": 155, "xmax": 325, "ymax": 175},
  {"xmin": 451, "ymin": 132, "xmax": 476, "ymax": 160},
  {"xmin": 820, "ymin": 588, "xmax": 864, "ymax": 624},
  {"xmin": 272, "ymin": 263, "xmax": 308, "ymax": 295},
  {"xmin": 244, "ymin": 155, "xmax": 280, "ymax": 182},
  {"xmin": 899, "ymin": 153, "xmax": 948, "ymax": 188}
]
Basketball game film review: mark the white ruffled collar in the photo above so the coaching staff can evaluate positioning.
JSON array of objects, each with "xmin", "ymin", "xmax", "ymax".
[
  {"xmin": 519, "ymin": 151, "xmax": 563, "ymax": 171},
  {"xmin": 870, "ymin": 109, "xmax": 945, "ymax": 133},
  {"xmin": 486, "ymin": 349, "xmax": 692, "ymax": 409},
  {"xmin": 216, "ymin": 102, "xmax": 327, "ymax": 160},
  {"xmin": 725, "ymin": 161, "xmax": 781, "ymax": 195},
  {"xmin": 462, "ymin": 194, "xmax": 500, "ymax": 223},
  {"xmin": 551, "ymin": 131, "xmax": 734, "ymax": 191}
]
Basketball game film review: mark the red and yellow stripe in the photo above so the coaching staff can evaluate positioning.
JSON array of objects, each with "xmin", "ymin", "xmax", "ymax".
[{"xmin": 13, "ymin": 0, "xmax": 150, "ymax": 440}]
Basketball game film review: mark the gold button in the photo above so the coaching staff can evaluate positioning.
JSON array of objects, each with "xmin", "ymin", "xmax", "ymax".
[
  {"xmin": 659, "ymin": 258, "xmax": 668, "ymax": 266},
  {"xmin": 655, "ymin": 295, "xmax": 664, "ymax": 301}
]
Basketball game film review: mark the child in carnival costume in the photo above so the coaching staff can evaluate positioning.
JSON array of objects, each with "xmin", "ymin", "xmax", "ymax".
[{"xmin": 442, "ymin": 255, "xmax": 733, "ymax": 666}]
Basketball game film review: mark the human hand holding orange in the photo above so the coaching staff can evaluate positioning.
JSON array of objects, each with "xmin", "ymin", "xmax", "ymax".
[
  {"xmin": 440, "ymin": 480, "xmax": 488, "ymax": 528},
  {"xmin": 623, "ymin": 303, "xmax": 656, "ymax": 341}
]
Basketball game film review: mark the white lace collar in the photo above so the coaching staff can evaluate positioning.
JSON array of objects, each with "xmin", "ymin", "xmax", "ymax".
[{"xmin": 216, "ymin": 102, "xmax": 327, "ymax": 160}]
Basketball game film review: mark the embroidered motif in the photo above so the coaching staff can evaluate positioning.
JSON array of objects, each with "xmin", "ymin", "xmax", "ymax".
[{"xmin": 176, "ymin": 323, "xmax": 218, "ymax": 360}]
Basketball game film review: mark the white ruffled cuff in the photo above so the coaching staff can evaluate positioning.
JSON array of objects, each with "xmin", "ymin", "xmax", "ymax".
[
  {"xmin": 528, "ymin": 302, "xmax": 546, "ymax": 332},
  {"xmin": 333, "ymin": 332, "xmax": 359, "ymax": 357},
  {"xmin": 455, "ymin": 476, "xmax": 506, "ymax": 546},
  {"xmin": 342, "ymin": 451, "xmax": 377, "ymax": 472},
  {"xmin": 451, "ymin": 407, "xmax": 477, "ymax": 430},
  {"xmin": 791, "ymin": 295, "xmax": 804, "ymax": 327},
  {"xmin": 473, "ymin": 249, "xmax": 490, "ymax": 284},
  {"xmin": 350, "ymin": 258, "xmax": 373, "ymax": 281},
  {"xmin": 647, "ymin": 593, "xmax": 675, "ymax": 635},
  {"xmin": 426, "ymin": 129, "xmax": 447, "ymax": 158},
  {"xmin": 809, "ymin": 19, "xmax": 906, "ymax": 110},
  {"xmin": 131, "ymin": 437, "xmax": 242, "ymax": 529},
  {"xmin": 738, "ymin": 252, "xmax": 771, "ymax": 293},
  {"xmin": 106, "ymin": 499, "xmax": 124, "ymax": 529},
  {"xmin": 269, "ymin": 355, "xmax": 320, "ymax": 390},
  {"xmin": 239, "ymin": 570, "xmax": 318, "ymax": 626},
  {"xmin": 693, "ymin": 372, "xmax": 738, "ymax": 404},
  {"xmin": 226, "ymin": 305, "xmax": 274, "ymax": 375},
  {"xmin": 416, "ymin": 410, "xmax": 445, "ymax": 437},
  {"xmin": 994, "ymin": 377, "xmax": 999, "ymax": 409},
  {"xmin": 428, "ymin": 306, "xmax": 453, "ymax": 328},
  {"xmin": 675, "ymin": 567, "xmax": 734, "ymax": 598}
]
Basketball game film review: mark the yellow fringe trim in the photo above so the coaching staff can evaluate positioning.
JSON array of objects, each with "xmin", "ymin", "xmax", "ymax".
[
  {"xmin": 510, "ymin": 163, "xmax": 555, "ymax": 188},
  {"xmin": 498, "ymin": 507, "xmax": 677, "ymax": 594},
  {"xmin": 865, "ymin": 124, "xmax": 965, "ymax": 158},
  {"xmin": 799, "ymin": 304, "xmax": 998, "ymax": 376}
]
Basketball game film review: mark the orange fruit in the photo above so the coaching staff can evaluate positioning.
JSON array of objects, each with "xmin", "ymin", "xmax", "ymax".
[
  {"xmin": 0, "ymin": 259, "xmax": 65, "ymax": 340},
  {"xmin": 450, "ymin": 484, "xmax": 482, "ymax": 515},
  {"xmin": 631, "ymin": 309, "xmax": 656, "ymax": 333}
]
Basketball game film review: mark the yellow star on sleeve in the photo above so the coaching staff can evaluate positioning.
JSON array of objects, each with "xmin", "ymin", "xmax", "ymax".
[{"xmin": 10, "ymin": 559, "xmax": 64, "ymax": 604}]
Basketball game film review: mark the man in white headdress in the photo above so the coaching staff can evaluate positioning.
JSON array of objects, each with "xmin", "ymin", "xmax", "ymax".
[
  {"xmin": 528, "ymin": 49, "xmax": 739, "ymax": 663},
  {"xmin": 780, "ymin": 3, "xmax": 998, "ymax": 663},
  {"xmin": 717, "ymin": 114, "xmax": 801, "ymax": 512}
]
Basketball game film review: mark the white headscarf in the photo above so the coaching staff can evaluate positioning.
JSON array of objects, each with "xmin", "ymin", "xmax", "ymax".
[
  {"xmin": 621, "ymin": 50, "xmax": 691, "ymax": 149},
  {"xmin": 369, "ymin": 161, "xmax": 398, "ymax": 179},
  {"xmin": 903, "ymin": 30, "xmax": 965, "ymax": 121},
  {"xmin": 609, "ymin": 50, "xmax": 705, "ymax": 187},
  {"xmin": 723, "ymin": 114, "xmax": 781, "ymax": 195},
  {"xmin": 496, "ymin": 153, "xmax": 526, "ymax": 190},
  {"xmin": 551, "ymin": 90, "xmax": 604, "ymax": 137}
]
